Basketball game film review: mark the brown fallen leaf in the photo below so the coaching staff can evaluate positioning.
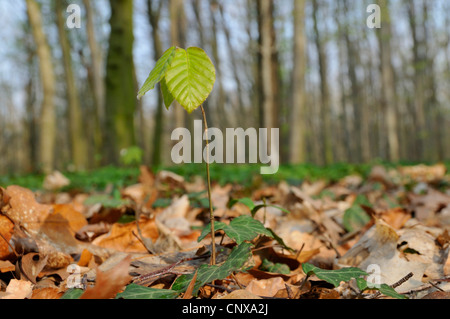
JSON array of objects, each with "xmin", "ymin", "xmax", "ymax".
[
  {"xmin": 182, "ymin": 270, "xmax": 198, "ymax": 299},
  {"xmin": 421, "ymin": 291, "xmax": 450, "ymax": 299},
  {"xmin": 18, "ymin": 253, "xmax": 48, "ymax": 284},
  {"xmin": 80, "ymin": 255, "xmax": 132, "ymax": 299},
  {"xmin": 218, "ymin": 289, "xmax": 262, "ymax": 299},
  {"xmin": 0, "ymin": 279, "xmax": 33, "ymax": 299},
  {"xmin": 245, "ymin": 277, "xmax": 286, "ymax": 297},
  {"xmin": 0, "ymin": 214, "xmax": 14, "ymax": 260},
  {"xmin": 31, "ymin": 287, "xmax": 64, "ymax": 299},
  {"xmin": 92, "ymin": 216, "xmax": 159, "ymax": 253}
]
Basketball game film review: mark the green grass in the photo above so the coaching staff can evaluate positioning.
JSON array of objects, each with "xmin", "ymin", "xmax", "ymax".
[{"xmin": 0, "ymin": 161, "xmax": 448, "ymax": 192}]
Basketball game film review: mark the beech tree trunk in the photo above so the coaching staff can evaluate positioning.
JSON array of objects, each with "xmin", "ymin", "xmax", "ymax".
[{"xmin": 26, "ymin": 0, "xmax": 56, "ymax": 174}]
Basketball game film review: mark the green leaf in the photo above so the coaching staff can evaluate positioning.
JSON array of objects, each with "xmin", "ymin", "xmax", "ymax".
[
  {"xmin": 137, "ymin": 46, "xmax": 177, "ymax": 99},
  {"xmin": 198, "ymin": 215, "xmax": 273, "ymax": 244},
  {"xmin": 378, "ymin": 283, "xmax": 407, "ymax": 299},
  {"xmin": 116, "ymin": 284, "xmax": 179, "ymax": 299},
  {"xmin": 83, "ymin": 194, "xmax": 129, "ymax": 208},
  {"xmin": 164, "ymin": 47, "xmax": 216, "ymax": 113},
  {"xmin": 343, "ymin": 196, "xmax": 371, "ymax": 232},
  {"xmin": 172, "ymin": 242, "xmax": 253, "ymax": 294},
  {"xmin": 260, "ymin": 259, "xmax": 290, "ymax": 275},
  {"xmin": 228, "ymin": 197, "xmax": 256, "ymax": 211},
  {"xmin": 302, "ymin": 263, "xmax": 367, "ymax": 287},
  {"xmin": 60, "ymin": 288, "xmax": 84, "ymax": 299},
  {"xmin": 160, "ymin": 76, "xmax": 175, "ymax": 109}
]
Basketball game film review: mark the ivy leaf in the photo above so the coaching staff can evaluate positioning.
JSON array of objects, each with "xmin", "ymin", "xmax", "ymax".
[
  {"xmin": 60, "ymin": 288, "xmax": 84, "ymax": 299},
  {"xmin": 164, "ymin": 47, "xmax": 216, "ymax": 113},
  {"xmin": 302, "ymin": 263, "xmax": 367, "ymax": 287},
  {"xmin": 116, "ymin": 284, "xmax": 179, "ymax": 299},
  {"xmin": 172, "ymin": 242, "xmax": 253, "ymax": 295},
  {"xmin": 137, "ymin": 46, "xmax": 177, "ymax": 99},
  {"xmin": 378, "ymin": 283, "xmax": 407, "ymax": 299},
  {"xmin": 198, "ymin": 215, "xmax": 273, "ymax": 244}
]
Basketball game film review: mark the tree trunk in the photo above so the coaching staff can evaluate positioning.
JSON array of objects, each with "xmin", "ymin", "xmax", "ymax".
[
  {"xmin": 147, "ymin": 0, "xmax": 164, "ymax": 167},
  {"xmin": 377, "ymin": 0, "xmax": 399, "ymax": 162},
  {"xmin": 258, "ymin": 0, "xmax": 279, "ymax": 151},
  {"xmin": 104, "ymin": 0, "xmax": 136, "ymax": 165},
  {"xmin": 312, "ymin": 0, "xmax": 333, "ymax": 165},
  {"xmin": 83, "ymin": 0, "xmax": 105, "ymax": 167},
  {"xmin": 289, "ymin": 0, "xmax": 307, "ymax": 164},
  {"xmin": 55, "ymin": 0, "xmax": 88, "ymax": 170},
  {"xmin": 26, "ymin": 0, "xmax": 56, "ymax": 174},
  {"xmin": 169, "ymin": 0, "xmax": 186, "ymax": 131}
]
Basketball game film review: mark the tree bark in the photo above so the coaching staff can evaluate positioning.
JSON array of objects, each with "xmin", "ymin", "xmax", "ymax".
[
  {"xmin": 147, "ymin": 0, "xmax": 164, "ymax": 167},
  {"xmin": 104, "ymin": 0, "xmax": 136, "ymax": 165},
  {"xmin": 312, "ymin": 0, "xmax": 333, "ymax": 165},
  {"xmin": 377, "ymin": 0, "xmax": 400, "ymax": 162},
  {"xmin": 289, "ymin": 0, "xmax": 307, "ymax": 164},
  {"xmin": 26, "ymin": 0, "xmax": 56, "ymax": 174},
  {"xmin": 83, "ymin": 0, "xmax": 105, "ymax": 167},
  {"xmin": 55, "ymin": 0, "xmax": 88, "ymax": 170}
]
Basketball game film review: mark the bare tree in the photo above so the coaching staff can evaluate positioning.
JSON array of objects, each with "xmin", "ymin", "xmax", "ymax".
[{"xmin": 26, "ymin": 0, "xmax": 56, "ymax": 174}]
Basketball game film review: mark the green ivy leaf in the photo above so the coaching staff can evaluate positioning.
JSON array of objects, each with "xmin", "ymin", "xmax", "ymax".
[
  {"xmin": 302, "ymin": 263, "xmax": 367, "ymax": 287},
  {"xmin": 60, "ymin": 288, "xmax": 84, "ymax": 299},
  {"xmin": 164, "ymin": 47, "xmax": 216, "ymax": 113},
  {"xmin": 116, "ymin": 284, "xmax": 179, "ymax": 299},
  {"xmin": 172, "ymin": 242, "xmax": 253, "ymax": 295},
  {"xmin": 198, "ymin": 215, "xmax": 273, "ymax": 244},
  {"xmin": 378, "ymin": 283, "xmax": 407, "ymax": 299},
  {"xmin": 137, "ymin": 46, "xmax": 177, "ymax": 99}
]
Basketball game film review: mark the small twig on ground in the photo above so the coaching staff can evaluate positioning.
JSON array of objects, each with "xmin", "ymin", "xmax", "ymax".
[{"xmin": 367, "ymin": 272, "xmax": 413, "ymax": 299}]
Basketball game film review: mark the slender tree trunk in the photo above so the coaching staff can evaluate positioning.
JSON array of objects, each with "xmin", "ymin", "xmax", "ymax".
[
  {"xmin": 312, "ymin": 0, "xmax": 333, "ymax": 165},
  {"xmin": 407, "ymin": 1, "xmax": 426, "ymax": 161},
  {"xmin": 259, "ymin": 0, "xmax": 280, "ymax": 157},
  {"xmin": 147, "ymin": 0, "xmax": 164, "ymax": 167},
  {"xmin": 170, "ymin": 0, "xmax": 186, "ymax": 131},
  {"xmin": 218, "ymin": 2, "xmax": 246, "ymax": 128},
  {"xmin": 26, "ymin": 0, "xmax": 56, "ymax": 174},
  {"xmin": 104, "ymin": 0, "xmax": 136, "ymax": 165},
  {"xmin": 377, "ymin": 0, "xmax": 399, "ymax": 162},
  {"xmin": 55, "ymin": 0, "xmax": 88, "ymax": 171},
  {"xmin": 289, "ymin": 0, "xmax": 307, "ymax": 164},
  {"xmin": 83, "ymin": 0, "xmax": 105, "ymax": 167}
]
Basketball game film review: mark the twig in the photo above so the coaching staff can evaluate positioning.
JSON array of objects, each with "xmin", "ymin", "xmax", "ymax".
[
  {"xmin": 367, "ymin": 272, "xmax": 413, "ymax": 299},
  {"xmin": 133, "ymin": 255, "xmax": 208, "ymax": 286}
]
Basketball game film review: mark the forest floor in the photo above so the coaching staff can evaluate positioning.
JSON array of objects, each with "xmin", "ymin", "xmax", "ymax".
[{"xmin": 0, "ymin": 162, "xmax": 449, "ymax": 300}]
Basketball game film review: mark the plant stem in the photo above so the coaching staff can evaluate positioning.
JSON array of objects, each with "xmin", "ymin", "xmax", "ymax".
[{"xmin": 200, "ymin": 104, "xmax": 216, "ymax": 265}]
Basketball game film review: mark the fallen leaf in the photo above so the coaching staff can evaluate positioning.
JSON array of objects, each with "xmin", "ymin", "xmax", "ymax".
[
  {"xmin": 218, "ymin": 289, "xmax": 262, "ymax": 299},
  {"xmin": 31, "ymin": 287, "xmax": 64, "ymax": 299},
  {"xmin": 0, "ymin": 279, "xmax": 33, "ymax": 299},
  {"xmin": 80, "ymin": 255, "xmax": 132, "ymax": 299},
  {"xmin": 245, "ymin": 277, "xmax": 286, "ymax": 297},
  {"xmin": 18, "ymin": 253, "xmax": 48, "ymax": 284},
  {"xmin": 92, "ymin": 216, "xmax": 159, "ymax": 253}
]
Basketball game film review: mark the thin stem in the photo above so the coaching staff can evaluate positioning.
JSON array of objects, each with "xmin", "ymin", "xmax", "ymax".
[{"xmin": 200, "ymin": 104, "xmax": 216, "ymax": 266}]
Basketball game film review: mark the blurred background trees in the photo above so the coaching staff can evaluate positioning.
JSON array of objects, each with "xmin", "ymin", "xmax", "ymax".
[{"xmin": 0, "ymin": 0, "xmax": 448, "ymax": 175}]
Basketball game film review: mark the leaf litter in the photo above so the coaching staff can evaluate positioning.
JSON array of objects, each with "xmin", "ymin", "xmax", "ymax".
[{"xmin": 0, "ymin": 163, "xmax": 449, "ymax": 299}]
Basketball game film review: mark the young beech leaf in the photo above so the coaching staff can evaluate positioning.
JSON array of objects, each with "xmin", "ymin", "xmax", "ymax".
[
  {"xmin": 137, "ymin": 46, "xmax": 177, "ymax": 100},
  {"xmin": 164, "ymin": 47, "xmax": 216, "ymax": 113},
  {"xmin": 160, "ymin": 77, "xmax": 175, "ymax": 109}
]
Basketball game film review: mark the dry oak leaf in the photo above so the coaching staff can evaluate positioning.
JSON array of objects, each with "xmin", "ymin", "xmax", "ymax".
[
  {"xmin": 245, "ymin": 277, "xmax": 286, "ymax": 297},
  {"xmin": 80, "ymin": 255, "xmax": 132, "ymax": 299},
  {"xmin": 31, "ymin": 287, "xmax": 64, "ymax": 299},
  {"xmin": 0, "ymin": 214, "xmax": 14, "ymax": 260},
  {"xmin": 92, "ymin": 216, "xmax": 159, "ymax": 253},
  {"xmin": 0, "ymin": 279, "xmax": 33, "ymax": 299}
]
